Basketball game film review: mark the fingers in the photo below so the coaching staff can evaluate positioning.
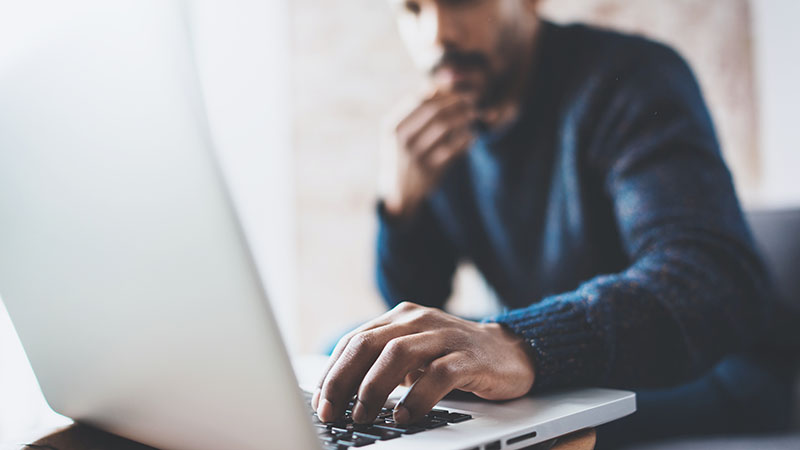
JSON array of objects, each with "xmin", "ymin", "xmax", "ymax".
[
  {"xmin": 351, "ymin": 331, "xmax": 449, "ymax": 424},
  {"xmin": 404, "ymin": 100, "xmax": 473, "ymax": 156},
  {"xmin": 314, "ymin": 303, "xmax": 482, "ymax": 425},
  {"xmin": 379, "ymin": 89, "xmax": 477, "ymax": 219},
  {"xmin": 314, "ymin": 305, "xmax": 534, "ymax": 429},
  {"xmin": 383, "ymin": 86, "xmax": 445, "ymax": 131},
  {"xmin": 316, "ymin": 322, "xmax": 417, "ymax": 422},
  {"xmin": 398, "ymin": 95, "xmax": 474, "ymax": 176},
  {"xmin": 411, "ymin": 113, "xmax": 475, "ymax": 161},
  {"xmin": 421, "ymin": 127, "xmax": 473, "ymax": 169},
  {"xmin": 397, "ymin": 93, "xmax": 474, "ymax": 148},
  {"xmin": 402, "ymin": 369, "xmax": 424, "ymax": 387},
  {"xmin": 311, "ymin": 317, "xmax": 388, "ymax": 410},
  {"xmin": 394, "ymin": 352, "xmax": 469, "ymax": 424},
  {"xmin": 393, "ymin": 88, "xmax": 456, "ymax": 137},
  {"xmin": 312, "ymin": 302, "xmax": 415, "ymax": 409}
]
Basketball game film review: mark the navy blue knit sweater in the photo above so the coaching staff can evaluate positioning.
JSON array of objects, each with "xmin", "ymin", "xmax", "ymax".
[{"xmin": 375, "ymin": 22, "xmax": 771, "ymax": 391}]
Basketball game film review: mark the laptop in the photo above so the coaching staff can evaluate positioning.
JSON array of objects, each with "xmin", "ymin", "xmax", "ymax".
[{"xmin": 0, "ymin": 2, "xmax": 635, "ymax": 449}]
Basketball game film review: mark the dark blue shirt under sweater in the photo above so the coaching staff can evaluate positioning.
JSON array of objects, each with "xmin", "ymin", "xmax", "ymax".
[{"xmin": 375, "ymin": 21, "xmax": 775, "ymax": 390}]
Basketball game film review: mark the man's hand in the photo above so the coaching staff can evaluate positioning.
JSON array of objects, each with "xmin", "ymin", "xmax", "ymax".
[
  {"xmin": 311, "ymin": 302, "xmax": 536, "ymax": 425},
  {"xmin": 379, "ymin": 90, "xmax": 476, "ymax": 220}
]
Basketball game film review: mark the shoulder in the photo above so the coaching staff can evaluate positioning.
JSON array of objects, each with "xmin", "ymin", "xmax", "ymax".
[
  {"xmin": 544, "ymin": 21, "xmax": 699, "ymax": 101},
  {"xmin": 549, "ymin": 21, "xmax": 690, "ymax": 73},
  {"xmin": 542, "ymin": 22, "xmax": 720, "ymax": 172},
  {"xmin": 544, "ymin": 21, "xmax": 713, "ymax": 132}
]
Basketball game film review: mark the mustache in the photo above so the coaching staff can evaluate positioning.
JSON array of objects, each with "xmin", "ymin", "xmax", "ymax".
[{"xmin": 431, "ymin": 50, "xmax": 489, "ymax": 74}]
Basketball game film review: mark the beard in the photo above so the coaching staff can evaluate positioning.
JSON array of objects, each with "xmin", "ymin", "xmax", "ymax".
[
  {"xmin": 480, "ymin": 23, "xmax": 528, "ymax": 108},
  {"xmin": 429, "ymin": 26, "xmax": 526, "ymax": 109}
]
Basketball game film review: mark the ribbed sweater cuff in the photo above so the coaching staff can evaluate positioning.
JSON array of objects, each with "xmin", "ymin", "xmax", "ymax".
[{"xmin": 487, "ymin": 294, "xmax": 607, "ymax": 391}]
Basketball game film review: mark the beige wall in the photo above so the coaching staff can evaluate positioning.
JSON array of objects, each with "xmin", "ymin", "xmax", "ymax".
[{"xmin": 290, "ymin": 0, "xmax": 759, "ymax": 352}]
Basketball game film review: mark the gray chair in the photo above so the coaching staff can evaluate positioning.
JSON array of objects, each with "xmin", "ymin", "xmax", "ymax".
[
  {"xmin": 625, "ymin": 208, "xmax": 800, "ymax": 449},
  {"xmin": 746, "ymin": 209, "xmax": 800, "ymax": 430}
]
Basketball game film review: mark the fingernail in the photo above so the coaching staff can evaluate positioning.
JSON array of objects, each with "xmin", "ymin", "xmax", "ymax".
[
  {"xmin": 352, "ymin": 399, "xmax": 367, "ymax": 423},
  {"xmin": 318, "ymin": 398, "xmax": 334, "ymax": 422},
  {"xmin": 311, "ymin": 388, "xmax": 321, "ymax": 410},
  {"xmin": 393, "ymin": 405, "xmax": 410, "ymax": 424}
]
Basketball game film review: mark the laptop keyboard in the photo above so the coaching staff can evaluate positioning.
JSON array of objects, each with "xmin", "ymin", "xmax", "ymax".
[{"xmin": 304, "ymin": 391, "xmax": 473, "ymax": 449}]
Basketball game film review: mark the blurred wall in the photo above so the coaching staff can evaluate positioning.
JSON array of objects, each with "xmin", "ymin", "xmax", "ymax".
[
  {"xmin": 290, "ymin": 0, "xmax": 761, "ymax": 352},
  {"xmin": 750, "ymin": 0, "xmax": 800, "ymax": 207}
]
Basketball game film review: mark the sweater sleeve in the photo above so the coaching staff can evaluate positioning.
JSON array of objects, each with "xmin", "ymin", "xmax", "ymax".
[
  {"xmin": 375, "ymin": 200, "xmax": 459, "ymax": 309},
  {"xmin": 488, "ymin": 45, "xmax": 770, "ymax": 390}
]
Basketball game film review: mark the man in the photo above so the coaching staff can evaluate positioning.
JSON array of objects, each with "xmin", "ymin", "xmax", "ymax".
[{"xmin": 312, "ymin": 0, "xmax": 795, "ymax": 446}]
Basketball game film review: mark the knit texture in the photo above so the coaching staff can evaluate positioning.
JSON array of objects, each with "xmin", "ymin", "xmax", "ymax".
[{"xmin": 375, "ymin": 22, "xmax": 771, "ymax": 391}]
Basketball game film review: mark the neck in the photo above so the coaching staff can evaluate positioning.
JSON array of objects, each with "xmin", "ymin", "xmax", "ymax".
[{"xmin": 479, "ymin": 19, "xmax": 543, "ymax": 130}]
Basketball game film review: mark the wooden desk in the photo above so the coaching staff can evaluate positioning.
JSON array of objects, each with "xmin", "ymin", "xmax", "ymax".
[{"xmin": 22, "ymin": 424, "xmax": 595, "ymax": 450}]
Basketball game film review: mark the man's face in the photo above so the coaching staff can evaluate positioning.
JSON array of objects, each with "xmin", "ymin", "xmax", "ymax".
[{"xmin": 390, "ymin": 0, "xmax": 536, "ymax": 106}]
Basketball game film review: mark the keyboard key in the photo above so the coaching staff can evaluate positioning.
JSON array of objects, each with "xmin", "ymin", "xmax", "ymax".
[
  {"xmin": 445, "ymin": 412, "xmax": 473, "ymax": 423},
  {"xmin": 426, "ymin": 408, "xmax": 472, "ymax": 422},
  {"xmin": 373, "ymin": 422, "xmax": 426, "ymax": 435},
  {"xmin": 329, "ymin": 417, "xmax": 354, "ymax": 427},
  {"xmin": 322, "ymin": 443, "xmax": 349, "ymax": 450},
  {"xmin": 335, "ymin": 434, "xmax": 376, "ymax": 447},
  {"xmin": 331, "ymin": 424, "xmax": 353, "ymax": 434},
  {"xmin": 317, "ymin": 430, "xmax": 338, "ymax": 443},
  {"xmin": 309, "ymin": 391, "xmax": 472, "ymax": 447},
  {"xmin": 419, "ymin": 417, "xmax": 449, "ymax": 429},
  {"xmin": 352, "ymin": 426, "xmax": 402, "ymax": 441},
  {"xmin": 427, "ymin": 409, "xmax": 473, "ymax": 423}
]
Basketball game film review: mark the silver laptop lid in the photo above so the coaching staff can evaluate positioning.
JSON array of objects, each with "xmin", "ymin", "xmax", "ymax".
[{"xmin": 0, "ymin": 2, "xmax": 317, "ymax": 449}]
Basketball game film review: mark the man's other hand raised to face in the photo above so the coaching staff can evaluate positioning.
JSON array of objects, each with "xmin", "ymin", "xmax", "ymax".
[{"xmin": 379, "ymin": 0, "xmax": 541, "ymax": 220}]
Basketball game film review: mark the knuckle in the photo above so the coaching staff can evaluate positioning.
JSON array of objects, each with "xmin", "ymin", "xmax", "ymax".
[
  {"xmin": 321, "ymin": 376, "xmax": 344, "ymax": 398},
  {"xmin": 430, "ymin": 122, "xmax": 447, "ymax": 138},
  {"xmin": 395, "ymin": 301, "xmax": 418, "ymax": 313},
  {"xmin": 431, "ymin": 105, "xmax": 451, "ymax": 122},
  {"xmin": 383, "ymin": 337, "xmax": 408, "ymax": 359},
  {"xmin": 411, "ymin": 150, "xmax": 428, "ymax": 165},
  {"xmin": 340, "ymin": 330, "xmax": 358, "ymax": 345},
  {"xmin": 349, "ymin": 331, "xmax": 375, "ymax": 353},
  {"xmin": 395, "ymin": 133, "xmax": 410, "ymax": 150},
  {"xmin": 447, "ymin": 111, "xmax": 465, "ymax": 126},
  {"xmin": 330, "ymin": 336, "xmax": 353, "ymax": 356},
  {"xmin": 426, "ymin": 156, "xmax": 446, "ymax": 172},
  {"xmin": 430, "ymin": 359, "xmax": 459, "ymax": 380},
  {"xmin": 358, "ymin": 380, "xmax": 382, "ymax": 404},
  {"xmin": 412, "ymin": 307, "xmax": 438, "ymax": 323}
]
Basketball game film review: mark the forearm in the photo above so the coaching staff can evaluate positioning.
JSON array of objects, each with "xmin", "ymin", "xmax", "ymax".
[
  {"xmin": 489, "ymin": 228, "xmax": 769, "ymax": 391},
  {"xmin": 375, "ymin": 201, "xmax": 457, "ymax": 309}
]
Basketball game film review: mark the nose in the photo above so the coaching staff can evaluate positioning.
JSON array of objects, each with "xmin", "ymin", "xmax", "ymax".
[{"xmin": 421, "ymin": 4, "xmax": 462, "ymax": 50}]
